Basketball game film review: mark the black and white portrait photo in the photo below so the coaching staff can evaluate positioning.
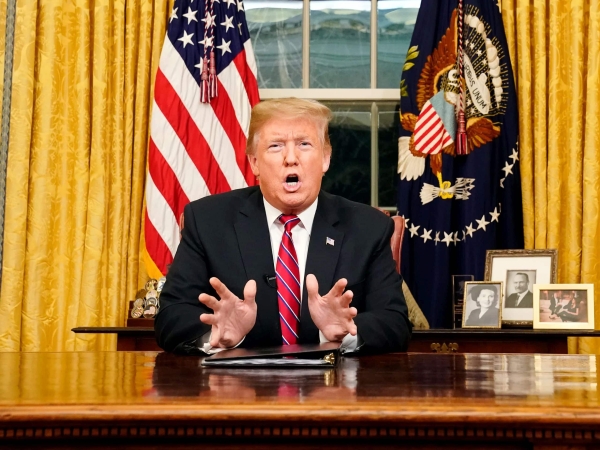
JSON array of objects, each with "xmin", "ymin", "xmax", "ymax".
[
  {"xmin": 504, "ymin": 270, "xmax": 536, "ymax": 308},
  {"xmin": 462, "ymin": 282, "xmax": 503, "ymax": 329}
]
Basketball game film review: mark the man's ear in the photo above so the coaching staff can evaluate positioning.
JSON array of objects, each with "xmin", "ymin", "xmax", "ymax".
[
  {"xmin": 248, "ymin": 154, "xmax": 259, "ymax": 176},
  {"xmin": 322, "ymin": 152, "xmax": 331, "ymax": 173}
]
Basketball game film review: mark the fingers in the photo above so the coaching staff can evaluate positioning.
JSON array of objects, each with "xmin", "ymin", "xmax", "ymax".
[
  {"xmin": 340, "ymin": 289, "xmax": 354, "ymax": 308},
  {"xmin": 209, "ymin": 277, "xmax": 235, "ymax": 301},
  {"xmin": 199, "ymin": 313, "xmax": 217, "ymax": 325},
  {"xmin": 306, "ymin": 274, "xmax": 319, "ymax": 299},
  {"xmin": 327, "ymin": 278, "xmax": 348, "ymax": 298},
  {"xmin": 244, "ymin": 279, "xmax": 257, "ymax": 304},
  {"xmin": 199, "ymin": 293, "xmax": 219, "ymax": 310}
]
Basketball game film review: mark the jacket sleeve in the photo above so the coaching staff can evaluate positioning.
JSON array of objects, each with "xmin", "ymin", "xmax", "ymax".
[
  {"xmin": 154, "ymin": 203, "xmax": 213, "ymax": 354},
  {"xmin": 353, "ymin": 218, "xmax": 413, "ymax": 353}
]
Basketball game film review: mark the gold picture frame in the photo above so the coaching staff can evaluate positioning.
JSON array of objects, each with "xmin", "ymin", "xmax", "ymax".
[
  {"xmin": 533, "ymin": 284, "xmax": 595, "ymax": 330},
  {"xmin": 461, "ymin": 281, "xmax": 503, "ymax": 329},
  {"xmin": 484, "ymin": 249, "xmax": 558, "ymax": 327}
]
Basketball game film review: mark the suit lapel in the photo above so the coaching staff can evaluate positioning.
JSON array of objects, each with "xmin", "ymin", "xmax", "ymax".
[
  {"xmin": 298, "ymin": 192, "xmax": 344, "ymax": 342},
  {"xmin": 234, "ymin": 190, "xmax": 280, "ymax": 341}
]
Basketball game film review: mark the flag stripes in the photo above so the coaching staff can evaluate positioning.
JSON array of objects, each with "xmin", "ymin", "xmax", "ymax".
[{"xmin": 145, "ymin": 0, "xmax": 260, "ymax": 275}]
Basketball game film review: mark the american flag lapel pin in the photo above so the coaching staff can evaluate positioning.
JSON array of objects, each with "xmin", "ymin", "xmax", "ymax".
[{"xmin": 326, "ymin": 237, "xmax": 335, "ymax": 246}]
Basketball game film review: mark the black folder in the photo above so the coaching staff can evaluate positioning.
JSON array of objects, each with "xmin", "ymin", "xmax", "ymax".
[{"xmin": 201, "ymin": 342, "xmax": 340, "ymax": 368}]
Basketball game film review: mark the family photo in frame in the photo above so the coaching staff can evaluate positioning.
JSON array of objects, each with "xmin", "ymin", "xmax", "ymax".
[
  {"xmin": 484, "ymin": 249, "xmax": 558, "ymax": 326},
  {"xmin": 533, "ymin": 284, "xmax": 595, "ymax": 330},
  {"xmin": 461, "ymin": 282, "xmax": 503, "ymax": 329}
]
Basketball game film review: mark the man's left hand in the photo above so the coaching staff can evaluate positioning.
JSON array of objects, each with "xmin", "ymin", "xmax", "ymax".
[{"xmin": 306, "ymin": 274, "xmax": 358, "ymax": 342}]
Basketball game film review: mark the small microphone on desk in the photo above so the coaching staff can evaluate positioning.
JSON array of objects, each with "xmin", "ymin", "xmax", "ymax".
[{"xmin": 264, "ymin": 274, "xmax": 277, "ymax": 288}]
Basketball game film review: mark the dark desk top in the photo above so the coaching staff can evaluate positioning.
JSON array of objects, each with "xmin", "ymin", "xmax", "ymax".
[{"xmin": 1, "ymin": 352, "xmax": 599, "ymax": 427}]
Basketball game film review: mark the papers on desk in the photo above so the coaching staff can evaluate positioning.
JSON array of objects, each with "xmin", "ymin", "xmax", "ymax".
[{"xmin": 201, "ymin": 342, "xmax": 340, "ymax": 368}]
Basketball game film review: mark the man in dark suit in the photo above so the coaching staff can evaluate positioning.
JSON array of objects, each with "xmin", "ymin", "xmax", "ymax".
[
  {"xmin": 504, "ymin": 273, "xmax": 533, "ymax": 308},
  {"xmin": 155, "ymin": 98, "xmax": 411, "ymax": 355}
]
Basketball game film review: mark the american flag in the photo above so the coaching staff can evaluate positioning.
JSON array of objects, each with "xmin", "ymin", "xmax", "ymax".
[{"xmin": 145, "ymin": 0, "xmax": 260, "ymax": 277}]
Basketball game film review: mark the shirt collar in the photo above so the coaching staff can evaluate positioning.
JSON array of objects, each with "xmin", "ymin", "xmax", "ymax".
[{"xmin": 263, "ymin": 196, "xmax": 319, "ymax": 234}]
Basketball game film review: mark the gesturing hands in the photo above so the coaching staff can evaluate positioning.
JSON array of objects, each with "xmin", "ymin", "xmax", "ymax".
[
  {"xmin": 199, "ymin": 277, "xmax": 257, "ymax": 348},
  {"xmin": 306, "ymin": 274, "xmax": 358, "ymax": 342}
]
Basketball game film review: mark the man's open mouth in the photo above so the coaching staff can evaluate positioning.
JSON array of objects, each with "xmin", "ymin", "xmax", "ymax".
[{"xmin": 285, "ymin": 175, "xmax": 299, "ymax": 187}]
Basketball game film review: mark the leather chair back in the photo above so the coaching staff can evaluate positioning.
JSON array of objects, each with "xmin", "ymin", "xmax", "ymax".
[{"xmin": 390, "ymin": 216, "xmax": 405, "ymax": 274}]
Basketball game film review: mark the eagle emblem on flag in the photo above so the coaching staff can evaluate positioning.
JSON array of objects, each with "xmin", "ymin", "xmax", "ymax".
[{"xmin": 398, "ymin": 8, "xmax": 509, "ymax": 205}]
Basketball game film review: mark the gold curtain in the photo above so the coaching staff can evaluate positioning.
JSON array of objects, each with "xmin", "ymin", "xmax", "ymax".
[
  {"xmin": 0, "ymin": 0, "xmax": 170, "ymax": 351},
  {"xmin": 502, "ymin": 0, "xmax": 600, "ymax": 353}
]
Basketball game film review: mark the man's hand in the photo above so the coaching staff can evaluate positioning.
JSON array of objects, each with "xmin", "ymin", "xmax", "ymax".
[
  {"xmin": 306, "ymin": 274, "xmax": 358, "ymax": 342},
  {"xmin": 199, "ymin": 278, "xmax": 257, "ymax": 348}
]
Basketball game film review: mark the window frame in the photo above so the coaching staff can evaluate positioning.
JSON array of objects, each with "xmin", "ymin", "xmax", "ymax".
[{"xmin": 254, "ymin": 0, "xmax": 410, "ymax": 210}]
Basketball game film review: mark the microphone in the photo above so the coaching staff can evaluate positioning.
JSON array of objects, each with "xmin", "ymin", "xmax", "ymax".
[{"xmin": 263, "ymin": 274, "xmax": 277, "ymax": 288}]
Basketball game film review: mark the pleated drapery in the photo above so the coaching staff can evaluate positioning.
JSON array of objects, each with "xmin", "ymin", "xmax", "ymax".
[
  {"xmin": 502, "ymin": 0, "xmax": 600, "ymax": 352},
  {"xmin": 0, "ymin": 0, "xmax": 171, "ymax": 351}
]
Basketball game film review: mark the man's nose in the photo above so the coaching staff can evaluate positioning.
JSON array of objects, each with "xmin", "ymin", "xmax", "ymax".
[{"xmin": 283, "ymin": 145, "xmax": 299, "ymax": 165}]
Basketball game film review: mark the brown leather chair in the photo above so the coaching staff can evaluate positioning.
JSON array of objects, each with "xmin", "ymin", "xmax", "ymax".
[
  {"xmin": 390, "ymin": 216, "xmax": 405, "ymax": 274},
  {"xmin": 375, "ymin": 208, "xmax": 404, "ymax": 274}
]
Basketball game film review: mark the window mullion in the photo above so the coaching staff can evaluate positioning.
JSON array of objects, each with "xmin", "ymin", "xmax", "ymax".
[
  {"xmin": 302, "ymin": 0, "xmax": 310, "ymax": 88},
  {"xmin": 370, "ymin": 0, "xmax": 377, "ymax": 89}
]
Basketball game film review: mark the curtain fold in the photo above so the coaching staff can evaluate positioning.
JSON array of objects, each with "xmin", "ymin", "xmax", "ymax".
[
  {"xmin": 0, "ymin": 0, "xmax": 168, "ymax": 351},
  {"xmin": 502, "ymin": 0, "xmax": 600, "ymax": 353}
]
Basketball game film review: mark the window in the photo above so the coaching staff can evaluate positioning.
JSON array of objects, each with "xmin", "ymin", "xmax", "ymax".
[{"xmin": 246, "ymin": 0, "xmax": 420, "ymax": 209}]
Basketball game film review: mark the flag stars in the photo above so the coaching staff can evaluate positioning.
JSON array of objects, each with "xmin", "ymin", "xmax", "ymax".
[
  {"xmin": 476, "ymin": 49, "xmax": 482, "ymax": 57},
  {"xmin": 409, "ymin": 223, "xmax": 420, "ymax": 238},
  {"xmin": 182, "ymin": 7, "xmax": 198, "ymax": 24},
  {"xmin": 178, "ymin": 30, "xmax": 195, "ymax": 48},
  {"xmin": 217, "ymin": 38, "xmax": 232, "ymax": 55},
  {"xmin": 434, "ymin": 232, "xmax": 440, "ymax": 245},
  {"xmin": 420, "ymin": 228, "xmax": 432, "ymax": 243},
  {"xmin": 202, "ymin": 13, "xmax": 216, "ymax": 28},
  {"xmin": 509, "ymin": 148, "xmax": 519, "ymax": 163},
  {"xmin": 441, "ymin": 232, "xmax": 454, "ymax": 247},
  {"xmin": 502, "ymin": 161, "xmax": 514, "ymax": 176},
  {"xmin": 401, "ymin": 216, "xmax": 410, "ymax": 229},
  {"xmin": 169, "ymin": 7, "xmax": 178, "ymax": 22},
  {"xmin": 452, "ymin": 232, "xmax": 460, "ymax": 245},
  {"xmin": 237, "ymin": 0, "xmax": 245, "ymax": 12},
  {"xmin": 221, "ymin": 15, "xmax": 235, "ymax": 32},
  {"xmin": 465, "ymin": 223, "xmax": 476, "ymax": 238},
  {"xmin": 237, "ymin": 22, "xmax": 244, "ymax": 35},
  {"xmin": 225, "ymin": 0, "xmax": 236, "ymax": 8},
  {"xmin": 476, "ymin": 215, "xmax": 490, "ymax": 231},
  {"xmin": 490, "ymin": 207, "xmax": 501, "ymax": 222},
  {"xmin": 199, "ymin": 36, "xmax": 213, "ymax": 48}
]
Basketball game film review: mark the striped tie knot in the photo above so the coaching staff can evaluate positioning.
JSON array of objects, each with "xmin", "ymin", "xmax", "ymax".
[{"xmin": 279, "ymin": 214, "xmax": 300, "ymax": 232}]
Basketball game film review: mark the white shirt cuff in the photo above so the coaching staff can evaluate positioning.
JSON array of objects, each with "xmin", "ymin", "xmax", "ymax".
[
  {"xmin": 198, "ymin": 331, "xmax": 245, "ymax": 354},
  {"xmin": 319, "ymin": 330, "xmax": 360, "ymax": 354}
]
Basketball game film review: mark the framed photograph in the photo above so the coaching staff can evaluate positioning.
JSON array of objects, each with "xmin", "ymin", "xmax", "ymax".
[
  {"xmin": 452, "ymin": 275, "xmax": 474, "ymax": 329},
  {"xmin": 534, "ymin": 284, "xmax": 595, "ymax": 330},
  {"xmin": 484, "ymin": 249, "xmax": 558, "ymax": 326},
  {"xmin": 462, "ymin": 281, "xmax": 503, "ymax": 329}
]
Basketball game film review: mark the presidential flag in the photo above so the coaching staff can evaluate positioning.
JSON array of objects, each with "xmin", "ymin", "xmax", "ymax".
[
  {"xmin": 397, "ymin": 0, "xmax": 523, "ymax": 327},
  {"xmin": 145, "ymin": 0, "xmax": 260, "ymax": 277}
]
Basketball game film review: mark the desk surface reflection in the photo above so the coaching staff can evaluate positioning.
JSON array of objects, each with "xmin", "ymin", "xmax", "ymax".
[{"xmin": 1, "ymin": 352, "xmax": 599, "ymax": 448}]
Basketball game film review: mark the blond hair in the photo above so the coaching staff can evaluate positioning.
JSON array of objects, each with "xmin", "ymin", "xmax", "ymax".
[{"xmin": 246, "ymin": 98, "xmax": 333, "ymax": 155}]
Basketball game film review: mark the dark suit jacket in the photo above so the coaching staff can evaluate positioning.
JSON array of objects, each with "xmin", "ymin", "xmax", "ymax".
[
  {"xmin": 505, "ymin": 291, "xmax": 533, "ymax": 308},
  {"xmin": 155, "ymin": 187, "xmax": 412, "ymax": 354},
  {"xmin": 465, "ymin": 307, "xmax": 500, "ymax": 326}
]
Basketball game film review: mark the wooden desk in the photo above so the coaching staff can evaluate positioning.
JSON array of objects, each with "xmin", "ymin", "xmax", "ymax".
[
  {"xmin": 1, "ymin": 352, "xmax": 599, "ymax": 449},
  {"xmin": 72, "ymin": 326, "xmax": 600, "ymax": 353}
]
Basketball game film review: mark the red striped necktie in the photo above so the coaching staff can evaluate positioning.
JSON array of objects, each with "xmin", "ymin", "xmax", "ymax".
[{"xmin": 276, "ymin": 214, "xmax": 301, "ymax": 345}]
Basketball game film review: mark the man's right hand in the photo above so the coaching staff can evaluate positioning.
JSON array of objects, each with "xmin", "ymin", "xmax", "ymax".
[{"xmin": 199, "ymin": 278, "xmax": 257, "ymax": 348}]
